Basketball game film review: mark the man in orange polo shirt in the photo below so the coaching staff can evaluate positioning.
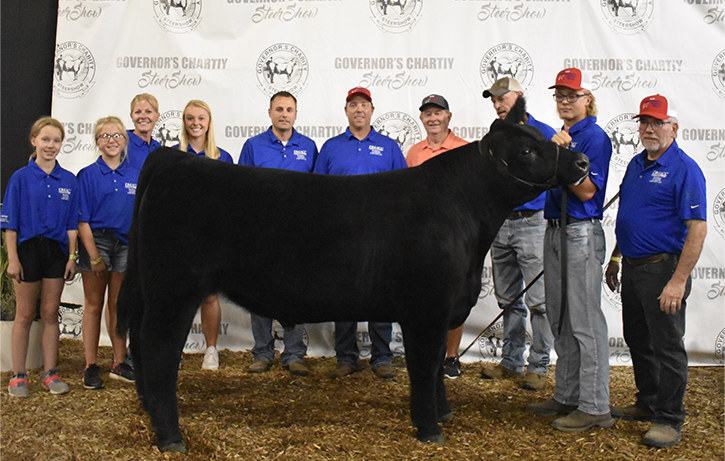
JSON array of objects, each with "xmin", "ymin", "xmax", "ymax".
[{"xmin": 406, "ymin": 94, "xmax": 468, "ymax": 379}]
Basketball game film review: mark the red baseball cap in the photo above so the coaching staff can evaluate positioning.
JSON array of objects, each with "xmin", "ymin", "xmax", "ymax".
[
  {"xmin": 634, "ymin": 94, "xmax": 676, "ymax": 120},
  {"xmin": 346, "ymin": 86, "xmax": 372, "ymax": 103},
  {"xmin": 549, "ymin": 67, "xmax": 590, "ymax": 91}
]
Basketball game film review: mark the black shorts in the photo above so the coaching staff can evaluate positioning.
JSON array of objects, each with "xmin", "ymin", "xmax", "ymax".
[{"xmin": 17, "ymin": 236, "xmax": 67, "ymax": 282}]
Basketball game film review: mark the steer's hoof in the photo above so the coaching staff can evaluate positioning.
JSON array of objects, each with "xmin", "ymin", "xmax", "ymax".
[
  {"xmin": 417, "ymin": 433, "xmax": 446, "ymax": 445},
  {"xmin": 159, "ymin": 442, "xmax": 187, "ymax": 454},
  {"xmin": 438, "ymin": 411, "xmax": 454, "ymax": 424}
]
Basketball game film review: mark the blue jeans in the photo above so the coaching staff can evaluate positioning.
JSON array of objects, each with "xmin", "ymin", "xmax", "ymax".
[
  {"xmin": 334, "ymin": 321, "xmax": 392, "ymax": 369},
  {"xmin": 491, "ymin": 212, "xmax": 553, "ymax": 376},
  {"xmin": 621, "ymin": 257, "xmax": 689, "ymax": 430},
  {"xmin": 250, "ymin": 314, "xmax": 307, "ymax": 366},
  {"xmin": 544, "ymin": 219, "xmax": 610, "ymax": 415}
]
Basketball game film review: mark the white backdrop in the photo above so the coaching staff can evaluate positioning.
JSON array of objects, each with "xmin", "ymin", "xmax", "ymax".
[{"xmin": 52, "ymin": 0, "xmax": 725, "ymax": 366}]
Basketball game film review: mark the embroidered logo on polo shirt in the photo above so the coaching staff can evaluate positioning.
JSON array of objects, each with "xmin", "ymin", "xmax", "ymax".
[
  {"xmin": 368, "ymin": 145, "xmax": 384, "ymax": 156},
  {"xmin": 649, "ymin": 170, "xmax": 668, "ymax": 184},
  {"xmin": 58, "ymin": 188, "xmax": 72, "ymax": 201},
  {"xmin": 126, "ymin": 183, "xmax": 137, "ymax": 195},
  {"xmin": 293, "ymin": 150, "xmax": 308, "ymax": 160}
]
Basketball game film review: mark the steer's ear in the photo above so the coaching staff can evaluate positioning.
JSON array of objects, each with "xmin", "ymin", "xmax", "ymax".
[{"xmin": 504, "ymin": 95, "xmax": 527, "ymax": 125}]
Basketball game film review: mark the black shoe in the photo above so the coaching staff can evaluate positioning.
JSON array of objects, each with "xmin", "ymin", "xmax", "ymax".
[
  {"xmin": 109, "ymin": 362, "xmax": 135, "ymax": 383},
  {"xmin": 84, "ymin": 364, "xmax": 104, "ymax": 390},
  {"xmin": 443, "ymin": 357, "xmax": 461, "ymax": 379}
]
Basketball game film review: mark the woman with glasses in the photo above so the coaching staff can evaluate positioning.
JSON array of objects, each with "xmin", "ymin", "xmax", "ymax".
[
  {"xmin": 77, "ymin": 116, "xmax": 139, "ymax": 390},
  {"xmin": 174, "ymin": 100, "xmax": 233, "ymax": 370}
]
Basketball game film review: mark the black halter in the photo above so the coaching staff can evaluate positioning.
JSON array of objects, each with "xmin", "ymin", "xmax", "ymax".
[{"xmin": 478, "ymin": 137, "xmax": 561, "ymax": 189}]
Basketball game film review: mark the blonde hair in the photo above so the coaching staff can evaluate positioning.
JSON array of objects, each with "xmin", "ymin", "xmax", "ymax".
[
  {"xmin": 94, "ymin": 116, "xmax": 130, "ymax": 164},
  {"xmin": 585, "ymin": 91, "xmax": 598, "ymax": 117},
  {"xmin": 179, "ymin": 99, "xmax": 220, "ymax": 160},
  {"xmin": 29, "ymin": 117, "xmax": 65, "ymax": 159},
  {"xmin": 130, "ymin": 93, "xmax": 160, "ymax": 113}
]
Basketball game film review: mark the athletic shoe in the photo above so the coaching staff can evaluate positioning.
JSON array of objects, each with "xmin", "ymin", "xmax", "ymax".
[
  {"xmin": 42, "ymin": 369, "xmax": 70, "ymax": 395},
  {"xmin": 83, "ymin": 364, "xmax": 104, "ymax": 390},
  {"xmin": 201, "ymin": 346, "xmax": 219, "ymax": 370},
  {"xmin": 8, "ymin": 373, "xmax": 29, "ymax": 398},
  {"xmin": 109, "ymin": 362, "xmax": 135, "ymax": 383},
  {"xmin": 443, "ymin": 357, "xmax": 461, "ymax": 379}
]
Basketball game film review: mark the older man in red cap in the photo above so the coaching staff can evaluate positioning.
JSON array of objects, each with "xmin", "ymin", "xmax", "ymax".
[
  {"xmin": 605, "ymin": 94, "xmax": 707, "ymax": 448},
  {"xmin": 314, "ymin": 86, "xmax": 407, "ymax": 380}
]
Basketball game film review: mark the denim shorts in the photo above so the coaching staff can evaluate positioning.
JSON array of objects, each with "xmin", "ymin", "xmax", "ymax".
[
  {"xmin": 17, "ymin": 236, "xmax": 67, "ymax": 282},
  {"xmin": 78, "ymin": 228, "xmax": 128, "ymax": 273}
]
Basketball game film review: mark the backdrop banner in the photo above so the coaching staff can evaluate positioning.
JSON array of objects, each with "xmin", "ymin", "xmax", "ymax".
[{"xmin": 52, "ymin": 0, "xmax": 725, "ymax": 366}]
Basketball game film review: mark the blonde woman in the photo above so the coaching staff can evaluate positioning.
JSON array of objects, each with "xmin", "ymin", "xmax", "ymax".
[
  {"xmin": 174, "ymin": 100, "xmax": 233, "ymax": 370},
  {"xmin": 77, "ymin": 116, "xmax": 138, "ymax": 389},
  {"xmin": 2, "ymin": 117, "xmax": 78, "ymax": 397},
  {"xmin": 127, "ymin": 93, "xmax": 161, "ymax": 168}
]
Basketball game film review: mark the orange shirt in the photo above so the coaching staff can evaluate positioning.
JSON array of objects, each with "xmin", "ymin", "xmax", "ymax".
[{"xmin": 405, "ymin": 130, "xmax": 469, "ymax": 167}]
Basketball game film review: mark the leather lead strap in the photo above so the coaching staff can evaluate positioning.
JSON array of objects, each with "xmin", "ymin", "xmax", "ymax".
[{"xmin": 557, "ymin": 188, "xmax": 568, "ymax": 336}]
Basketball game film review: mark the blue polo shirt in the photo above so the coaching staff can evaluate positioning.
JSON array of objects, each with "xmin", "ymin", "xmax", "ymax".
[
  {"xmin": 0, "ymin": 158, "xmax": 79, "ymax": 254},
  {"xmin": 77, "ymin": 157, "xmax": 140, "ymax": 244},
  {"xmin": 314, "ymin": 127, "xmax": 407, "ymax": 176},
  {"xmin": 544, "ymin": 116, "xmax": 612, "ymax": 220},
  {"xmin": 238, "ymin": 127, "xmax": 318, "ymax": 172},
  {"xmin": 516, "ymin": 113, "xmax": 557, "ymax": 211},
  {"xmin": 173, "ymin": 144, "xmax": 234, "ymax": 163},
  {"xmin": 615, "ymin": 141, "xmax": 706, "ymax": 258},
  {"xmin": 127, "ymin": 130, "xmax": 161, "ymax": 169}
]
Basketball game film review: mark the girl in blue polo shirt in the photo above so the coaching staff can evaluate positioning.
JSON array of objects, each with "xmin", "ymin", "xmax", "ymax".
[
  {"xmin": 76, "ymin": 116, "xmax": 139, "ymax": 390},
  {"xmin": 1, "ymin": 117, "xmax": 78, "ymax": 397},
  {"xmin": 174, "ymin": 99, "xmax": 232, "ymax": 371}
]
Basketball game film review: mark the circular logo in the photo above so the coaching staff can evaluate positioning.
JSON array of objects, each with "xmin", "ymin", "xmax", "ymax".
[
  {"xmin": 153, "ymin": 0, "xmax": 202, "ymax": 33},
  {"xmin": 152, "ymin": 110, "xmax": 183, "ymax": 147},
  {"xmin": 605, "ymin": 113, "xmax": 641, "ymax": 173},
  {"xmin": 480, "ymin": 43, "xmax": 534, "ymax": 94},
  {"xmin": 256, "ymin": 43, "xmax": 310, "ymax": 97},
  {"xmin": 59, "ymin": 306, "xmax": 83, "ymax": 339},
  {"xmin": 369, "ymin": 0, "xmax": 423, "ymax": 33},
  {"xmin": 715, "ymin": 329, "xmax": 725, "ymax": 365},
  {"xmin": 711, "ymin": 50, "xmax": 725, "ymax": 101},
  {"xmin": 476, "ymin": 319, "xmax": 532, "ymax": 361},
  {"xmin": 601, "ymin": 271, "xmax": 622, "ymax": 312},
  {"xmin": 713, "ymin": 187, "xmax": 725, "ymax": 240},
  {"xmin": 53, "ymin": 41, "xmax": 96, "ymax": 99},
  {"xmin": 372, "ymin": 111, "xmax": 422, "ymax": 155},
  {"xmin": 271, "ymin": 321, "xmax": 309, "ymax": 348},
  {"xmin": 600, "ymin": 0, "xmax": 654, "ymax": 35}
]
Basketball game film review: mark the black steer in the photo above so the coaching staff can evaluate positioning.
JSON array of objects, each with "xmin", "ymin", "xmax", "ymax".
[{"xmin": 117, "ymin": 98, "xmax": 589, "ymax": 453}]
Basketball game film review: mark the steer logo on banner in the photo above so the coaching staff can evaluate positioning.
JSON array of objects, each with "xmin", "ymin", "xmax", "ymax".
[
  {"xmin": 256, "ymin": 43, "xmax": 310, "ymax": 97},
  {"xmin": 480, "ymin": 43, "xmax": 534, "ymax": 94},
  {"xmin": 715, "ymin": 329, "xmax": 725, "ymax": 365},
  {"xmin": 372, "ymin": 111, "xmax": 422, "ymax": 156},
  {"xmin": 53, "ymin": 41, "xmax": 96, "ymax": 99},
  {"xmin": 600, "ymin": 0, "xmax": 654, "ymax": 35},
  {"xmin": 153, "ymin": 0, "xmax": 202, "ymax": 33},
  {"xmin": 604, "ymin": 113, "xmax": 641, "ymax": 174},
  {"xmin": 153, "ymin": 110, "xmax": 183, "ymax": 147},
  {"xmin": 477, "ymin": 320, "xmax": 532, "ymax": 362},
  {"xmin": 369, "ymin": 0, "xmax": 423, "ymax": 33},
  {"xmin": 713, "ymin": 187, "xmax": 725, "ymax": 240},
  {"xmin": 711, "ymin": 50, "xmax": 725, "ymax": 101},
  {"xmin": 602, "ymin": 271, "xmax": 622, "ymax": 313}
]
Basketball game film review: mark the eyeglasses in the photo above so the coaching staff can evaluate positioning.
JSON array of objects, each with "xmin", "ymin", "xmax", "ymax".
[
  {"xmin": 552, "ymin": 93, "xmax": 588, "ymax": 103},
  {"xmin": 638, "ymin": 120, "xmax": 671, "ymax": 129},
  {"xmin": 97, "ymin": 133, "xmax": 124, "ymax": 141}
]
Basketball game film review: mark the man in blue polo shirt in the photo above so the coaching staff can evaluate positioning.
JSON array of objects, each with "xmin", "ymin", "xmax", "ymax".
[
  {"xmin": 238, "ymin": 91, "xmax": 318, "ymax": 377},
  {"xmin": 528, "ymin": 68, "xmax": 614, "ymax": 432},
  {"xmin": 605, "ymin": 94, "xmax": 707, "ymax": 448},
  {"xmin": 480, "ymin": 77, "xmax": 556, "ymax": 391},
  {"xmin": 314, "ymin": 86, "xmax": 407, "ymax": 380}
]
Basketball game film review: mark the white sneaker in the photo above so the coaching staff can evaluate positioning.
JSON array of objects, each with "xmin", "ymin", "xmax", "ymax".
[{"xmin": 201, "ymin": 346, "xmax": 219, "ymax": 370}]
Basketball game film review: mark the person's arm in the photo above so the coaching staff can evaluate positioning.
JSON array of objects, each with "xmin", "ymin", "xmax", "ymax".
[
  {"xmin": 551, "ymin": 129, "xmax": 596, "ymax": 201},
  {"xmin": 605, "ymin": 243, "xmax": 622, "ymax": 292},
  {"xmin": 659, "ymin": 219, "xmax": 707, "ymax": 314},
  {"xmin": 4, "ymin": 230, "xmax": 23, "ymax": 283},
  {"xmin": 65, "ymin": 230, "xmax": 77, "ymax": 280},
  {"xmin": 78, "ymin": 222, "xmax": 106, "ymax": 274}
]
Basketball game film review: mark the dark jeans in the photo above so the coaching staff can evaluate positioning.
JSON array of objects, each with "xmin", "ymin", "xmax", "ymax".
[
  {"xmin": 621, "ymin": 257, "xmax": 689, "ymax": 430},
  {"xmin": 334, "ymin": 321, "xmax": 392, "ymax": 369}
]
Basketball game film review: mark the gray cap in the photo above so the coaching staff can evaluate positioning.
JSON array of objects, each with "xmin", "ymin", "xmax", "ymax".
[
  {"xmin": 482, "ymin": 77, "xmax": 524, "ymax": 98},
  {"xmin": 419, "ymin": 94, "xmax": 449, "ymax": 111}
]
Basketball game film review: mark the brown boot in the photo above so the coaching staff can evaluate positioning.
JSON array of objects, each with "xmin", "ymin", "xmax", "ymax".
[
  {"xmin": 552, "ymin": 410, "xmax": 615, "ymax": 432},
  {"xmin": 481, "ymin": 364, "xmax": 523, "ymax": 380}
]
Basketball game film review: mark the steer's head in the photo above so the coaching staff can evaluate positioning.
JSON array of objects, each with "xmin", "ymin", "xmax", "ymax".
[{"xmin": 482, "ymin": 97, "xmax": 590, "ymax": 205}]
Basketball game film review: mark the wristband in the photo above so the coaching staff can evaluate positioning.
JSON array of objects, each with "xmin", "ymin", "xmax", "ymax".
[
  {"xmin": 68, "ymin": 254, "xmax": 78, "ymax": 261},
  {"xmin": 91, "ymin": 256, "xmax": 104, "ymax": 265},
  {"xmin": 610, "ymin": 256, "xmax": 621, "ymax": 263}
]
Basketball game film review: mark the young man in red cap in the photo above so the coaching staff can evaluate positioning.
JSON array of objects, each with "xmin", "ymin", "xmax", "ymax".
[
  {"xmin": 406, "ymin": 93, "xmax": 468, "ymax": 378},
  {"xmin": 605, "ymin": 95, "xmax": 707, "ymax": 448},
  {"xmin": 314, "ymin": 86, "xmax": 407, "ymax": 380},
  {"xmin": 528, "ymin": 68, "xmax": 615, "ymax": 432}
]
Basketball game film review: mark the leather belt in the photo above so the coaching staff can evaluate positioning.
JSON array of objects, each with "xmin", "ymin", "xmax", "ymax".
[
  {"xmin": 507, "ymin": 210, "xmax": 541, "ymax": 220},
  {"xmin": 547, "ymin": 217, "xmax": 595, "ymax": 228},
  {"xmin": 624, "ymin": 253, "xmax": 678, "ymax": 266}
]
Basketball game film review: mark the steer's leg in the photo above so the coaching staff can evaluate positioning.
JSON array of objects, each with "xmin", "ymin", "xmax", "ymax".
[{"xmin": 401, "ymin": 322, "xmax": 448, "ymax": 444}]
